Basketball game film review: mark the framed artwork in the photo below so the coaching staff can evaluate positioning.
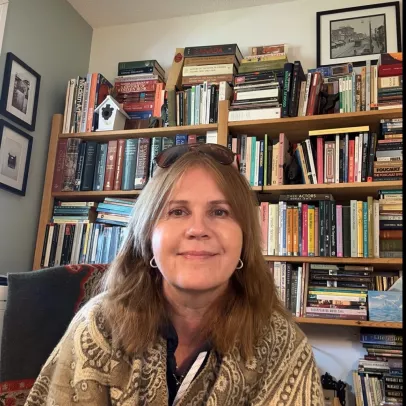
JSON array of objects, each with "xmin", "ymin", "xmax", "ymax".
[
  {"xmin": 317, "ymin": 2, "xmax": 401, "ymax": 67},
  {"xmin": 0, "ymin": 52, "xmax": 41, "ymax": 131},
  {"xmin": 0, "ymin": 119, "xmax": 33, "ymax": 196}
]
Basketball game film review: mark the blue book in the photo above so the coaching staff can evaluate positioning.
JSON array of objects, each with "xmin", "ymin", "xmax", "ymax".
[
  {"xmin": 93, "ymin": 143, "xmax": 108, "ymax": 191},
  {"xmin": 368, "ymin": 291, "xmax": 402, "ymax": 322},
  {"xmin": 127, "ymin": 111, "xmax": 153, "ymax": 119},
  {"xmin": 95, "ymin": 225, "xmax": 105, "ymax": 264},
  {"xmin": 102, "ymin": 227, "xmax": 113, "ymax": 264},
  {"xmin": 122, "ymin": 139, "xmax": 138, "ymax": 191},
  {"xmin": 97, "ymin": 203, "xmax": 133, "ymax": 215},
  {"xmin": 108, "ymin": 227, "xmax": 119, "ymax": 263},
  {"xmin": 250, "ymin": 136, "xmax": 256, "ymax": 186},
  {"xmin": 363, "ymin": 202, "xmax": 368, "ymax": 258},
  {"xmin": 175, "ymin": 134, "xmax": 187, "ymax": 145},
  {"xmin": 258, "ymin": 140, "xmax": 264, "ymax": 186}
]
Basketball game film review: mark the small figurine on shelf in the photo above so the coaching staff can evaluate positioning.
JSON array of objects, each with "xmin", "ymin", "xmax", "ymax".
[
  {"xmin": 94, "ymin": 95, "xmax": 130, "ymax": 131},
  {"xmin": 321, "ymin": 372, "xmax": 346, "ymax": 406}
]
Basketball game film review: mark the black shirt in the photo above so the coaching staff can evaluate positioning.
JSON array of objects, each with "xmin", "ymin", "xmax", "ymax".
[{"xmin": 163, "ymin": 322, "xmax": 211, "ymax": 405}]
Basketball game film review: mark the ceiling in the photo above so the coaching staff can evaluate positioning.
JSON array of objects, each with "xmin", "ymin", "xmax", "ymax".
[{"xmin": 67, "ymin": 0, "xmax": 292, "ymax": 28}]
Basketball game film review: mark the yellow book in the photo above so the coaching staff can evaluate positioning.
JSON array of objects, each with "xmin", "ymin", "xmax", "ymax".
[
  {"xmin": 357, "ymin": 201, "xmax": 363, "ymax": 258},
  {"xmin": 287, "ymin": 206, "xmax": 293, "ymax": 256},
  {"xmin": 308, "ymin": 205, "xmax": 315, "ymax": 256},
  {"xmin": 308, "ymin": 126, "xmax": 369, "ymax": 136}
]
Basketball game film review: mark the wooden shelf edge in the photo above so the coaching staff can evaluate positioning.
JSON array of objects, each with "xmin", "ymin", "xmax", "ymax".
[
  {"xmin": 228, "ymin": 108, "xmax": 403, "ymax": 128},
  {"xmin": 59, "ymin": 123, "xmax": 218, "ymax": 139},
  {"xmin": 264, "ymin": 256, "xmax": 402, "ymax": 265},
  {"xmin": 52, "ymin": 190, "xmax": 142, "ymax": 200},
  {"xmin": 294, "ymin": 317, "xmax": 402, "ymax": 329}
]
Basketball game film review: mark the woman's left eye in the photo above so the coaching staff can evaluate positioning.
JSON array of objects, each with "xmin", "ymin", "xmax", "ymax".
[{"xmin": 212, "ymin": 209, "xmax": 229, "ymax": 217}]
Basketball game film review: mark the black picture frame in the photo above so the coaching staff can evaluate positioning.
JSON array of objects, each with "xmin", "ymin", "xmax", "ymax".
[
  {"xmin": 317, "ymin": 2, "xmax": 401, "ymax": 67},
  {"xmin": 0, "ymin": 52, "xmax": 41, "ymax": 131},
  {"xmin": 0, "ymin": 119, "xmax": 33, "ymax": 196}
]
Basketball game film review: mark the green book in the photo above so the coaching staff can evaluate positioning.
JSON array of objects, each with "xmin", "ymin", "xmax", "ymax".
[
  {"xmin": 250, "ymin": 136, "xmax": 256, "ymax": 186},
  {"xmin": 363, "ymin": 201, "xmax": 368, "ymax": 258}
]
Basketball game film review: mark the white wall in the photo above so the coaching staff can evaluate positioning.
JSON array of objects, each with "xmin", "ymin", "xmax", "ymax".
[
  {"xmin": 88, "ymin": 1, "xmax": 402, "ymax": 403},
  {"xmin": 0, "ymin": 0, "xmax": 92, "ymax": 274}
]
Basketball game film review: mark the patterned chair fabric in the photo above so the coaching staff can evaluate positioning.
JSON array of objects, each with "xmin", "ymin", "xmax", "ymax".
[{"xmin": 0, "ymin": 264, "xmax": 108, "ymax": 405}]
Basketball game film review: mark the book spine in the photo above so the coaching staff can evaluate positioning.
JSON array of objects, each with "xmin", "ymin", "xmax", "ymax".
[
  {"xmin": 93, "ymin": 143, "xmax": 108, "ymax": 191},
  {"xmin": 373, "ymin": 200, "xmax": 380, "ymax": 258},
  {"xmin": 330, "ymin": 201, "xmax": 336, "ymax": 257},
  {"xmin": 302, "ymin": 73, "xmax": 312, "ymax": 116},
  {"xmin": 336, "ymin": 205, "xmax": 343, "ymax": 257},
  {"xmin": 302, "ymin": 204, "xmax": 308, "ymax": 256},
  {"xmin": 62, "ymin": 138, "xmax": 82, "ymax": 191},
  {"xmin": 298, "ymin": 203, "xmax": 302, "ymax": 256},
  {"xmin": 80, "ymin": 141, "xmax": 98, "ymax": 191},
  {"xmin": 103, "ymin": 140, "xmax": 118, "ymax": 191},
  {"xmin": 350, "ymin": 200, "xmax": 358, "ymax": 257},
  {"xmin": 319, "ymin": 200, "xmax": 325, "ymax": 257},
  {"xmin": 325, "ymin": 200, "xmax": 330, "ymax": 256},
  {"xmin": 52, "ymin": 140, "xmax": 68, "ymax": 192},
  {"xmin": 357, "ymin": 201, "xmax": 363, "ymax": 258},
  {"xmin": 348, "ymin": 139, "xmax": 355, "ymax": 183},
  {"xmin": 316, "ymin": 137, "xmax": 324, "ymax": 184},
  {"xmin": 314, "ymin": 207, "xmax": 319, "ymax": 257},
  {"xmin": 113, "ymin": 139, "xmax": 126, "ymax": 190},
  {"xmin": 363, "ymin": 201, "xmax": 368, "ymax": 258},
  {"xmin": 134, "ymin": 138, "xmax": 151, "ymax": 189}
]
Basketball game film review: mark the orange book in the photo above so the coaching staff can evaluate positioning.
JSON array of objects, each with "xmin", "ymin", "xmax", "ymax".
[
  {"xmin": 85, "ymin": 73, "xmax": 99, "ymax": 132},
  {"xmin": 293, "ymin": 206, "xmax": 299, "ymax": 256},
  {"xmin": 380, "ymin": 230, "xmax": 402, "ymax": 239},
  {"xmin": 153, "ymin": 82, "xmax": 165, "ymax": 117},
  {"xmin": 287, "ymin": 206, "xmax": 293, "ymax": 256},
  {"xmin": 113, "ymin": 139, "xmax": 126, "ymax": 190}
]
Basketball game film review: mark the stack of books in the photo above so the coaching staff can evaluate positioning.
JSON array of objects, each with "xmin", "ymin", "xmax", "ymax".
[
  {"xmin": 174, "ymin": 44, "xmax": 241, "ymax": 126},
  {"xmin": 95, "ymin": 197, "xmax": 135, "ymax": 226},
  {"xmin": 114, "ymin": 60, "xmax": 166, "ymax": 123},
  {"xmin": 379, "ymin": 189, "xmax": 402, "ymax": 259},
  {"xmin": 41, "ymin": 201, "xmax": 97, "ymax": 268},
  {"xmin": 374, "ymin": 118, "xmax": 403, "ymax": 181},
  {"xmin": 62, "ymin": 73, "xmax": 113, "ymax": 133},
  {"xmin": 353, "ymin": 329, "xmax": 403, "ymax": 406},
  {"xmin": 229, "ymin": 44, "xmax": 287, "ymax": 121},
  {"xmin": 377, "ymin": 53, "xmax": 403, "ymax": 110},
  {"xmin": 259, "ymin": 193, "xmax": 382, "ymax": 258},
  {"xmin": 305, "ymin": 263, "xmax": 372, "ymax": 321}
]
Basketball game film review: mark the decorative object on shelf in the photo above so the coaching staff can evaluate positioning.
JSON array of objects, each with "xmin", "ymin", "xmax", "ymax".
[
  {"xmin": 0, "ymin": 119, "xmax": 33, "ymax": 196},
  {"xmin": 318, "ymin": 89, "xmax": 340, "ymax": 115},
  {"xmin": 0, "ymin": 52, "xmax": 41, "ymax": 131},
  {"xmin": 368, "ymin": 290, "xmax": 402, "ymax": 322},
  {"xmin": 321, "ymin": 372, "xmax": 346, "ymax": 406},
  {"xmin": 316, "ymin": 2, "xmax": 401, "ymax": 67},
  {"xmin": 94, "ymin": 95, "xmax": 130, "ymax": 131}
]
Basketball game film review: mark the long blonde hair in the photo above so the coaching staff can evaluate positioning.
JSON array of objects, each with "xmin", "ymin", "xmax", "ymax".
[{"xmin": 100, "ymin": 150, "xmax": 288, "ymax": 359}]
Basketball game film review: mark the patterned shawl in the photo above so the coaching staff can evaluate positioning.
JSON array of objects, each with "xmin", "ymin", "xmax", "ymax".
[{"xmin": 24, "ymin": 296, "xmax": 324, "ymax": 406}]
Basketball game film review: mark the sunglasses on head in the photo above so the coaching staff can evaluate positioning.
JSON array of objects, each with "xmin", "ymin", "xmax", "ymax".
[{"xmin": 154, "ymin": 143, "xmax": 237, "ymax": 168}]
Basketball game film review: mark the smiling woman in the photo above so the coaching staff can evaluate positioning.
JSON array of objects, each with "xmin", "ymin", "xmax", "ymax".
[{"xmin": 25, "ymin": 145, "xmax": 324, "ymax": 406}]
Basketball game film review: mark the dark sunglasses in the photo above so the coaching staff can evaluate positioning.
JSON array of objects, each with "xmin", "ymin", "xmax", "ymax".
[{"xmin": 154, "ymin": 143, "xmax": 236, "ymax": 168}]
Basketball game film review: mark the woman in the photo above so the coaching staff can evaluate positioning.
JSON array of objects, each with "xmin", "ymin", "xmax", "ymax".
[{"xmin": 25, "ymin": 143, "xmax": 324, "ymax": 405}]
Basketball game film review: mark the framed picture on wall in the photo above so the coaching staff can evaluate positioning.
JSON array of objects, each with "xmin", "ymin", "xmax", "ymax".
[
  {"xmin": 0, "ymin": 52, "xmax": 41, "ymax": 131},
  {"xmin": 0, "ymin": 119, "xmax": 33, "ymax": 196},
  {"xmin": 317, "ymin": 2, "xmax": 401, "ymax": 67}
]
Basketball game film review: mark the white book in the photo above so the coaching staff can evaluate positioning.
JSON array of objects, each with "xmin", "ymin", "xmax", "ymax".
[
  {"xmin": 358, "ymin": 133, "xmax": 363, "ymax": 182},
  {"xmin": 302, "ymin": 73, "xmax": 312, "ymax": 116},
  {"xmin": 190, "ymin": 86, "xmax": 195, "ymax": 125},
  {"xmin": 267, "ymin": 203, "xmax": 274, "ymax": 256},
  {"xmin": 44, "ymin": 225, "xmax": 55, "ymax": 267},
  {"xmin": 62, "ymin": 80, "xmax": 72, "ymax": 134},
  {"xmin": 295, "ymin": 266, "xmax": 302, "ymax": 317},
  {"xmin": 200, "ymin": 81, "xmax": 208, "ymax": 124},
  {"xmin": 205, "ymin": 84, "xmax": 211, "ymax": 124},
  {"xmin": 228, "ymin": 107, "xmax": 281, "ymax": 122},
  {"xmin": 347, "ymin": 75, "xmax": 352, "ymax": 112},
  {"xmin": 376, "ymin": 156, "xmax": 403, "ymax": 161},
  {"xmin": 218, "ymin": 81, "xmax": 233, "ymax": 101},
  {"xmin": 90, "ymin": 226, "xmax": 100, "ymax": 263},
  {"xmin": 278, "ymin": 202, "xmax": 284, "ymax": 255},
  {"xmin": 274, "ymin": 262, "xmax": 281, "ymax": 300},
  {"xmin": 80, "ymin": 73, "xmax": 92, "ymax": 133},
  {"xmin": 339, "ymin": 78, "xmax": 344, "ymax": 113},
  {"xmin": 182, "ymin": 63, "xmax": 234, "ymax": 77},
  {"xmin": 335, "ymin": 134, "xmax": 340, "ymax": 183},
  {"xmin": 206, "ymin": 130, "xmax": 218, "ymax": 144},
  {"xmin": 84, "ymin": 223, "xmax": 94, "ymax": 263},
  {"xmin": 235, "ymin": 88, "xmax": 279, "ymax": 101},
  {"xmin": 54, "ymin": 224, "xmax": 66, "ymax": 266},
  {"xmin": 176, "ymin": 93, "xmax": 180, "ymax": 126},
  {"xmin": 273, "ymin": 204, "xmax": 279, "ymax": 256},
  {"xmin": 305, "ymin": 139, "xmax": 317, "ymax": 184},
  {"xmin": 350, "ymin": 200, "xmax": 358, "ymax": 257},
  {"xmin": 231, "ymin": 138, "xmax": 238, "ymax": 154},
  {"xmin": 69, "ymin": 223, "xmax": 81, "ymax": 265},
  {"xmin": 194, "ymin": 85, "xmax": 200, "ymax": 125},
  {"xmin": 245, "ymin": 137, "xmax": 252, "ymax": 185},
  {"xmin": 254, "ymin": 140, "xmax": 260, "ymax": 187},
  {"xmin": 354, "ymin": 136, "xmax": 359, "ymax": 182},
  {"xmin": 373, "ymin": 200, "xmax": 380, "ymax": 258}
]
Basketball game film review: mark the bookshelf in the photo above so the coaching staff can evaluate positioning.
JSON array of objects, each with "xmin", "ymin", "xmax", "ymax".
[{"xmin": 33, "ymin": 100, "xmax": 403, "ymax": 329}]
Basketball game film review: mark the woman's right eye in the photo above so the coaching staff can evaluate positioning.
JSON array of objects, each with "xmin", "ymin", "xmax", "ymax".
[{"xmin": 168, "ymin": 209, "xmax": 187, "ymax": 217}]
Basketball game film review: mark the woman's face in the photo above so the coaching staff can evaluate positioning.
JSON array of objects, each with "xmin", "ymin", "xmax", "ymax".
[{"xmin": 151, "ymin": 166, "xmax": 243, "ymax": 294}]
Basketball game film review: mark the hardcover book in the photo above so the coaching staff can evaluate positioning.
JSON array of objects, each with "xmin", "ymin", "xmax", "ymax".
[{"xmin": 368, "ymin": 291, "xmax": 402, "ymax": 322}]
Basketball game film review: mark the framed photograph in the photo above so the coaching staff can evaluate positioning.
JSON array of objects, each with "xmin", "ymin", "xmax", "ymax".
[
  {"xmin": 0, "ymin": 52, "xmax": 41, "ymax": 131},
  {"xmin": 0, "ymin": 119, "xmax": 33, "ymax": 196},
  {"xmin": 317, "ymin": 2, "xmax": 401, "ymax": 67}
]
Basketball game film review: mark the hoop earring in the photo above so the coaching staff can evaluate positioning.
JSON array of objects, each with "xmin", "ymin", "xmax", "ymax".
[
  {"xmin": 236, "ymin": 259, "xmax": 244, "ymax": 269},
  {"xmin": 150, "ymin": 257, "xmax": 158, "ymax": 268}
]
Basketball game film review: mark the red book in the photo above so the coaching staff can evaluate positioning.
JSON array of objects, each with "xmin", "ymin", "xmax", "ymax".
[
  {"xmin": 348, "ymin": 139, "xmax": 355, "ymax": 183},
  {"xmin": 153, "ymin": 82, "xmax": 165, "ymax": 117},
  {"xmin": 378, "ymin": 64, "xmax": 402, "ymax": 77},
  {"xmin": 103, "ymin": 140, "xmax": 118, "ymax": 191},
  {"xmin": 188, "ymin": 135, "xmax": 197, "ymax": 143},
  {"xmin": 52, "ymin": 139, "xmax": 68, "ymax": 192},
  {"xmin": 113, "ymin": 139, "xmax": 126, "ymax": 190},
  {"xmin": 115, "ymin": 80, "xmax": 158, "ymax": 94},
  {"xmin": 85, "ymin": 73, "xmax": 98, "ymax": 132},
  {"xmin": 260, "ymin": 202, "xmax": 269, "ymax": 255},
  {"xmin": 306, "ymin": 72, "xmax": 322, "ymax": 116},
  {"xmin": 302, "ymin": 203, "xmax": 308, "ymax": 256},
  {"xmin": 380, "ymin": 230, "xmax": 402, "ymax": 239},
  {"xmin": 122, "ymin": 102, "xmax": 155, "ymax": 112},
  {"xmin": 316, "ymin": 137, "xmax": 324, "ymax": 185}
]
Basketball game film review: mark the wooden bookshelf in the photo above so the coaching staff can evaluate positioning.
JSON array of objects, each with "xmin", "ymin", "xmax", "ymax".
[
  {"xmin": 294, "ymin": 317, "xmax": 402, "ymax": 329},
  {"xmin": 264, "ymin": 256, "xmax": 402, "ymax": 270},
  {"xmin": 52, "ymin": 190, "xmax": 142, "ymax": 201}
]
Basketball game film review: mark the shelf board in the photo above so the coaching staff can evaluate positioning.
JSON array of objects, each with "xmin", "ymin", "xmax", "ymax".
[
  {"xmin": 59, "ymin": 123, "xmax": 218, "ymax": 141},
  {"xmin": 294, "ymin": 317, "xmax": 402, "ymax": 329},
  {"xmin": 260, "ymin": 181, "xmax": 403, "ymax": 200},
  {"xmin": 228, "ymin": 108, "xmax": 403, "ymax": 141},
  {"xmin": 52, "ymin": 190, "xmax": 142, "ymax": 201},
  {"xmin": 264, "ymin": 256, "xmax": 402, "ymax": 270}
]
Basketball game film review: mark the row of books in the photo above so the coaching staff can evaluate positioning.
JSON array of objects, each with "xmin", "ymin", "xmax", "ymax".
[
  {"xmin": 353, "ymin": 329, "xmax": 403, "ymax": 405},
  {"xmin": 269, "ymin": 261, "xmax": 402, "ymax": 321},
  {"xmin": 62, "ymin": 73, "xmax": 113, "ymax": 134},
  {"xmin": 376, "ymin": 52, "xmax": 402, "ymax": 110},
  {"xmin": 40, "ymin": 198, "xmax": 135, "ymax": 268},
  {"xmin": 259, "ymin": 191, "xmax": 402, "ymax": 259},
  {"xmin": 52, "ymin": 132, "xmax": 217, "ymax": 193},
  {"xmin": 114, "ymin": 60, "xmax": 166, "ymax": 122}
]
